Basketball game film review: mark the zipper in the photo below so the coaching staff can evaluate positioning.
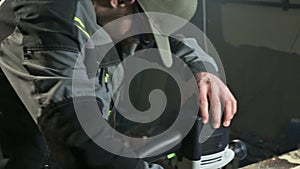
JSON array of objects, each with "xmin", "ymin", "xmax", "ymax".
[{"xmin": 41, "ymin": 145, "xmax": 51, "ymax": 169}]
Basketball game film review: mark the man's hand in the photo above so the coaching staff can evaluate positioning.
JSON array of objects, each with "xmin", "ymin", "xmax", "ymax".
[{"xmin": 197, "ymin": 72, "xmax": 237, "ymax": 128}]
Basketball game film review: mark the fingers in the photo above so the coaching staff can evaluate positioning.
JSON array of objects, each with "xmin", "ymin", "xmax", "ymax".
[
  {"xmin": 223, "ymin": 90, "xmax": 237, "ymax": 127},
  {"xmin": 210, "ymin": 83, "xmax": 222, "ymax": 129},
  {"xmin": 223, "ymin": 100, "xmax": 233, "ymax": 127},
  {"xmin": 199, "ymin": 82, "xmax": 209, "ymax": 124},
  {"xmin": 232, "ymin": 96, "xmax": 237, "ymax": 115}
]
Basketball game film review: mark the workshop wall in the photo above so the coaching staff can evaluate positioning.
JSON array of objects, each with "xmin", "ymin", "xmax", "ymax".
[{"xmin": 190, "ymin": 0, "xmax": 300, "ymax": 159}]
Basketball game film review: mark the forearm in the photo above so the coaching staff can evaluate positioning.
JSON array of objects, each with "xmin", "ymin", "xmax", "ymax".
[
  {"xmin": 170, "ymin": 37, "xmax": 219, "ymax": 76},
  {"xmin": 1, "ymin": 1, "xmax": 164, "ymax": 168}
]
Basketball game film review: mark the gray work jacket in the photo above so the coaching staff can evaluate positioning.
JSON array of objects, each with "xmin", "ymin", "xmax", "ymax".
[{"xmin": 0, "ymin": 0, "xmax": 218, "ymax": 168}]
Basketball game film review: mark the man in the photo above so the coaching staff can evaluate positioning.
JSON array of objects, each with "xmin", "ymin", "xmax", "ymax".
[{"xmin": 0, "ymin": 0, "xmax": 237, "ymax": 168}]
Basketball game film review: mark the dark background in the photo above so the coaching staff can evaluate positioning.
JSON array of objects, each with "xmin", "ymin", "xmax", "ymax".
[{"xmin": 190, "ymin": 0, "xmax": 300, "ymax": 166}]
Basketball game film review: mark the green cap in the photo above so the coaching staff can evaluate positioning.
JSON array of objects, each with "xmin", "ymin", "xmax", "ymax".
[
  {"xmin": 136, "ymin": 0, "xmax": 198, "ymax": 67},
  {"xmin": 137, "ymin": 0, "xmax": 197, "ymax": 21}
]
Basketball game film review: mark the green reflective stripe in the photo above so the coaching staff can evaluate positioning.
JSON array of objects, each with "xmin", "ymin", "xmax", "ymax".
[
  {"xmin": 167, "ymin": 153, "xmax": 176, "ymax": 159},
  {"xmin": 105, "ymin": 73, "xmax": 109, "ymax": 83},
  {"xmin": 74, "ymin": 16, "xmax": 86, "ymax": 29},
  {"xmin": 75, "ymin": 24, "xmax": 91, "ymax": 39},
  {"xmin": 108, "ymin": 110, "xmax": 112, "ymax": 117},
  {"xmin": 74, "ymin": 17, "xmax": 90, "ymax": 39}
]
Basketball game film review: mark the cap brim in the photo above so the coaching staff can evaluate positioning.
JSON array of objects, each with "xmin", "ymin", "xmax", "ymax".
[
  {"xmin": 150, "ymin": 22, "xmax": 173, "ymax": 68},
  {"xmin": 136, "ymin": 0, "xmax": 198, "ymax": 67},
  {"xmin": 137, "ymin": 0, "xmax": 198, "ymax": 21}
]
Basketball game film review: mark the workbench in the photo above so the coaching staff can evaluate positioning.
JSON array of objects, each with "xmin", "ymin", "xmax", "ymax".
[{"xmin": 240, "ymin": 149, "xmax": 300, "ymax": 169}]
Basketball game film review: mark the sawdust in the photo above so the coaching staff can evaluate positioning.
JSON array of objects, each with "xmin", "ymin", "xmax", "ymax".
[{"xmin": 278, "ymin": 150, "xmax": 300, "ymax": 165}]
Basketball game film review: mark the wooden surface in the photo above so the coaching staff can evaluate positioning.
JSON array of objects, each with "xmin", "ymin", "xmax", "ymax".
[{"xmin": 240, "ymin": 149, "xmax": 300, "ymax": 169}]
